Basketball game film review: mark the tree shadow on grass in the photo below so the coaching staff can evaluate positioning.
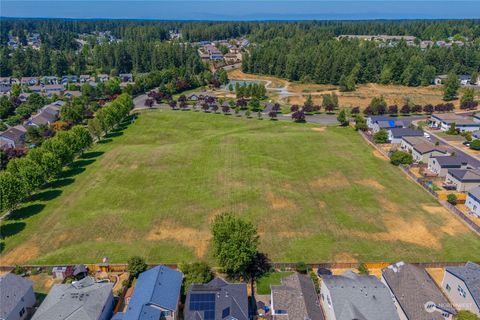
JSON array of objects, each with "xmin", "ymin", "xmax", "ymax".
[
  {"xmin": 0, "ymin": 222, "xmax": 26, "ymax": 239},
  {"xmin": 71, "ymin": 159, "xmax": 95, "ymax": 168},
  {"xmin": 81, "ymin": 151, "xmax": 104, "ymax": 159},
  {"xmin": 45, "ymin": 178, "xmax": 75, "ymax": 189},
  {"xmin": 8, "ymin": 204, "xmax": 45, "ymax": 220},
  {"xmin": 61, "ymin": 166, "xmax": 86, "ymax": 178},
  {"xmin": 97, "ymin": 138, "xmax": 112, "ymax": 144},
  {"xmin": 105, "ymin": 131, "xmax": 123, "ymax": 139},
  {"xmin": 29, "ymin": 190, "xmax": 62, "ymax": 202}
]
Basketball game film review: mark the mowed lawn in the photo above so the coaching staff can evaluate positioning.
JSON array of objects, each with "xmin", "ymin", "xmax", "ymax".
[{"xmin": 2, "ymin": 110, "xmax": 479, "ymax": 264}]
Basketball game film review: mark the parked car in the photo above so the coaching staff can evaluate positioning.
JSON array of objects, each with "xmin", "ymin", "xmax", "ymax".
[{"xmin": 463, "ymin": 141, "xmax": 471, "ymax": 147}]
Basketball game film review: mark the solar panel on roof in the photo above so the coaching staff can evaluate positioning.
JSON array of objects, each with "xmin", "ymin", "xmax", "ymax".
[{"xmin": 189, "ymin": 293, "xmax": 216, "ymax": 319}]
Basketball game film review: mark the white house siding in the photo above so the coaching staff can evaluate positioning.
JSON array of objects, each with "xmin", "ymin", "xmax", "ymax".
[
  {"xmin": 428, "ymin": 158, "xmax": 448, "ymax": 176},
  {"xmin": 441, "ymin": 271, "xmax": 480, "ymax": 316},
  {"xmin": 412, "ymin": 150, "xmax": 446, "ymax": 163},
  {"xmin": 320, "ymin": 281, "xmax": 336, "ymax": 320},
  {"xmin": 465, "ymin": 193, "xmax": 480, "ymax": 218},
  {"xmin": 444, "ymin": 174, "xmax": 480, "ymax": 192},
  {"xmin": 5, "ymin": 286, "xmax": 36, "ymax": 320}
]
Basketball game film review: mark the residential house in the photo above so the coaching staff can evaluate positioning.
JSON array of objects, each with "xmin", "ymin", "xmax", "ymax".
[
  {"xmin": 112, "ymin": 266, "xmax": 183, "ymax": 320},
  {"xmin": 473, "ymin": 130, "xmax": 480, "ymax": 140},
  {"xmin": 0, "ymin": 273, "xmax": 36, "ymax": 320},
  {"xmin": 187, "ymin": 93, "xmax": 199, "ymax": 101},
  {"xmin": 21, "ymin": 77, "xmax": 38, "ymax": 86},
  {"xmin": 97, "ymin": 74, "xmax": 109, "ymax": 82},
  {"xmin": 0, "ymin": 125, "xmax": 27, "ymax": 149},
  {"xmin": 0, "ymin": 77, "xmax": 12, "ymax": 85},
  {"xmin": 0, "ymin": 83, "xmax": 11, "ymax": 94},
  {"xmin": 442, "ymin": 262, "xmax": 480, "ymax": 316},
  {"xmin": 388, "ymin": 128, "xmax": 423, "ymax": 144},
  {"xmin": 61, "ymin": 75, "xmax": 78, "ymax": 85},
  {"xmin": 435, "ymin": 75, "xmax": 448, "ymax": 85},
  {"xmin": 25, "ymin": 105, "xmax": 60, "ymax": 128},
  {"xmin": 466, "ymin": 187, "xmax": 480, "ymax": 217},
  {"xmin": 430, "ymin": 113, "xmax": 480, "ymax": 132},
  {"xmin": 428, "ymin": 156, "xmax": 470, "ymax": 177},
  {"xmin": 400, "ymin": 136, "xmax": 448, "ymax": 163},
  {"xmin": 32, "ymin": 277, "xmax": 114, "ymax": 320},
  {"xmin": 18, "ymin": 93, "xmax": 31, "ymax": 103},
  {"xmin": 444, "ymin": 168, "xmax": 480, "ymax": 191},
  {"xmin": 40, "ymin": 76, "xmax": 58, "ymax": 85},
  {"xmin": 64, "ymin": 90, "xmax": 82, "ymax": 98},
  {"xmin": 43, "ymin": 84, "xmax": 64, "ymax": 96},
  {"xmin": 184, "ymin": 277, "xmax": 248, "ymax": 320},
  {"xmin": 435, "ymin": 74, "xmax": 472, "ymax": 86},
  {"xmin": 224, "ymin": 53, "xmax": 241, "ymax": 63},
  {"xmin": 270, "ymin": 273, "xmax": 323, "ymax": 320},
  {"xmin": 381, "ymin": 262, "xmax": 456, "ymax": 320},
  {"xmin": 79, "ymin": 75, "xmax": 93, "ymax": 83},
  {"xmin": 119, "ymin": 73, "xmax": 133, "ymax": 82},
  {"xmin": 320, "ymin": 271, "xmax": 399, "ymax": 320},
  {"xmin": 29, "ymin": 85, "xmax": 43, "ymax": 93},
  {"xmin": 367, "ymin": 116, "xmax": 405, "ymax": 133},
  {"xmin": 420, "ymin": 40, "xmax": 434, "ymax": 49}
]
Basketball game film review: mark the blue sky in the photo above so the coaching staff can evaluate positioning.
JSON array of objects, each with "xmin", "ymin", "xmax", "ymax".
[{"xmin": 1, "ymin": 1, "xmax": 479, "ymax": 20}]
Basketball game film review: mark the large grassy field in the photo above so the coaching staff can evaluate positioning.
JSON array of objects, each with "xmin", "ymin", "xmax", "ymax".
[{"xmin": 1, "ymin": 110, "xmax": 479, "ymax": 265}]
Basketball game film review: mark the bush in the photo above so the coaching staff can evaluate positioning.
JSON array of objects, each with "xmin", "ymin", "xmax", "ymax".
[
  {"xmin": 12, "ymin": 265, "xmax": 27, "ymax": 275},
  {"xmin": 295, "ymin": 261, "xmax": 308, "ymax": 274},
  {"xmin": 180, "ymin": 262, "xmax": 214, "ymax": 295},
  {"xmin": 390, "ymin": 150, "xmax": 413, "ymax": 166},
  {"xmin": 447, "ymin": 194, "xmax": 457, "ymax": 205},
  {"xmin": 470, "ymin": 139, "xmax": 480, "ymax": 150},
  {"xmin": 127, "ymin": 256, "xmax": 147, "ymax": 278},
  {"xmin": 309, "ymin": 271, "xmax": 320, "ymax": 293},
  {"xmin": 373, "ymin": 129, "xmax": 389, "ymax": 143},
  {"xmin": 358, "ymin": 263, "xmax": 370, "ymax": 275}
]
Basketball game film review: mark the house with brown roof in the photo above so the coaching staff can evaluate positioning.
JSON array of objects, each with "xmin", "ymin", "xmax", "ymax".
[
  {"xmin": 400, "ymin": 136, "xmax": 449, "ymax": 163},
  {"xmin": 430, "ymin": 113, "xmax": 480, "ymax": 132}
]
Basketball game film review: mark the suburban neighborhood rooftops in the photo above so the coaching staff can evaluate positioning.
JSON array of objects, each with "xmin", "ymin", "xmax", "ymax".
[
  {"xmin": 447, "ymin": 168, "xmax": 480, "ymax": 182},
  {"xmin": 445, "ymin": 262, "xmax": 480, "ymax": 309},
  {"xmin": 0, "ymin": 125, "xmax": 27, "ymax": 147},
  {"xmin": 271, "ymin": 273, "xmax": 323, "ymax": 320},
  {"xmin": 185, "ymin": 277, "xmax": 248, "ymax": 320},
  {"xmin": 431, "ymin": 113, "xmax": 479, "ymax": 126},
  {"xmin": 402, "ymin": 136, "xmax": 448, "ymax": 154},
  {"xmin": 321, "ymin": 271, "xmax": 399, "ymax": 320},
  {"xmin": 382, "ymin": 262, "xmax": 455, "ymax": 319},
  {"xmin": 122, "ymin": 265, "xmax": 183, "ymax": 319},
  {"xmin": 389, "ymin": 128, "xmax": 423, "ymax": 138},
  {"xmin": 31, "ymin": 276, "xmax": 113, "ymax": 320},
  {"xmin": 0, "ymin": 273, "xmax": 33, "ymax": 320},
  {"xmin": 377, "ymin": 119, "xmax": 405, "ymax": 128}
]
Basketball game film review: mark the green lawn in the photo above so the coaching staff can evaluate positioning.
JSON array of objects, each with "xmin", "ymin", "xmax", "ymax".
[
  {"xmin": 1, "ymin": 110, "xmax": 479, "ymax": 264},
  {"xmin": 256, "ymin": 272, "xmax": 293, "ymax": 294}
]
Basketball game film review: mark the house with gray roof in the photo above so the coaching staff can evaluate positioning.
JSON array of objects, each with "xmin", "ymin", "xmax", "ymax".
[
  {"xmin": 430, "ymin": 113, "xmax": 480, "ymax": 133},
  {"xmin": 381, "ymin": 262, "xmax": 456, "ymax": 320},
  {"xmin": 31, "ymin": 276, "xmax": 114, "ymax": 320},
  {"xmin": 271, "ymin": 273, "xmax": 324, "ymax": 320},
  {"xmin": 428, "ymin": 156, "xmax": 470, "ymax": 177},
  {"xmin": 367, "ymin": 116, "xmax": 405, "ymax": 133},
  {"xmin": 184, "ymin": 277, "xmax": 248, "ymax": 320},
  {"xmin": 442, "ymin": 262, "xmax": 480, "ymax": 316},
  {"xmin": 465, "ymin": 187, "xmax": 480, "ymax": 218},
  {"xmin": 0, "ymin": 273, "xmax": 36, "ymax": 320},
  {"xmin": 0, "ymin": 125, "xmax": 27, "ymax": 149},
  {"xmin": 112, "ymin": 265, "xmax": 183, "ymax": 320},
  {"xmin": 388, "ymin": 128, "xmax": 424, "ymax": 144},
  {"xmin": 444, "ymin": 168, "xmax": 480, "ymax": 191},
  {"xmin": 320, "ymin": 271, "xmax": 399, "ymax": 320}
]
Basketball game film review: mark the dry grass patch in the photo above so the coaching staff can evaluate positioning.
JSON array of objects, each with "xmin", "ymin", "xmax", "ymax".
[
  {"xmin": 266, "ymin": 191, "xmax": 297, "ymax": 210},
  {"xmin": 334, "ymin": 252, "xmax": 358, "ymax": 263},
  {"xmin": 372, "ymin": 150, "xmax": 389, "ymax": 161},
  {"xmin": 146, "ymin": 221, "xmax": 211, "ymax": 258},
  {"xmin": 309, "ymin": 172, "xmax": 350, "ymax": 190},
  {"xmin": 2, "ymin": 243, "xmax": 40, "ymax": 264},
  {"xmin": 422, "ymin": 204, "xmax": 469, "ymax": 236},
  {"xmin": 356, "ymin": 179, "xmax": 385, "ymax": 191},
  {"xmin": 378, "ymin": 198, "xmax": 400, "ymax": 212},
  {"xmin": 311, "ymin": 127, "xmax": 327, "ymax": 133}
]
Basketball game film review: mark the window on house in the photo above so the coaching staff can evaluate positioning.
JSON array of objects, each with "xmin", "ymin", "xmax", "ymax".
[
  {"xmin": 446, "ymin": 284, "xmax": 451, "ymax": 292},
  {"xmin": 19, "ymin": 307, "xmax": 25, "ymax": 317}
]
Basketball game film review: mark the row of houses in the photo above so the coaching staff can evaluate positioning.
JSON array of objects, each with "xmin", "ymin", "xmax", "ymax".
[
  {"xmin": 0, "ymin": 73, "xmax": 133, "ymax": 88},
  {"xmin": 198, "ymin": 42, "xmax": 244, "ymax": 63},
  {"xmin": 2, "ymin": 261, "xmax": 479, "ymax": 320},
  {"xmin": 434, "ymin": 74, "xmax": 480, "ymax": 86},
  {"xmin": 0, "ymin": 100, "xmax": 64, "ymax": 149}
]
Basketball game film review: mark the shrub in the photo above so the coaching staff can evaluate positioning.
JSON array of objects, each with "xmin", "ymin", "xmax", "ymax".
[
  {"xmin": 296, "ymin": 261, "xmax": 308, "ymax": 274},
  {"xmin": 180, "ymin": 262, "xmax": 214, "ymax": 295},
  {"xmin": 309, "ymin": 271, "xmax": 320, "ymax": 293},
  {"xmin": 390, "ymin": 150, "xmax": 413, "ymax": 166},
  {"xmin": 447, "ymin": 194, "xmax": 457, "ymax": 205},
  {"xmin": 373, "ymin": 129, "xmax": 389, "ymax": 144},
  {"xmin": 12, "ymin": 265, "xmax": 27, "ymax": 275},
  {"xmin": 470, "ymin": 139, "xmax": 480, "ymax": 150},
  {"xmin": 358, "ymin": 263, "xmax": 370, "ymax": 275},
  {"xmin": 127, "ymin": 256, "xmax": 147, "ymax": 278}
]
